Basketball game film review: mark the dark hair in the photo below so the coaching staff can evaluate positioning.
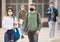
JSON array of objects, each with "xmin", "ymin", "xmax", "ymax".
[{"xmin": 7, "ymin": 7, "xmax": 14, "ymax": 16}]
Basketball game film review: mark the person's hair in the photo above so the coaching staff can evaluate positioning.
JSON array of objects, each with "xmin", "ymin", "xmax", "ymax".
[
  {"xmin": 30, "ymin": 4, "xmax": 35, "ymax": 7},
  {"xmin": 18, "ymin": 11, "xmax": 24, "ymax": 21},
  {"xmin": 7, "ymin": 7, "xmax": 14, "ymax": 16},
  {"xmin": 49, "ymin": 1, "xmax": 54, "ymax": 4},
  {"xmin": 20, "ymin": 4, "xmax": 24, "ymax": 7}
]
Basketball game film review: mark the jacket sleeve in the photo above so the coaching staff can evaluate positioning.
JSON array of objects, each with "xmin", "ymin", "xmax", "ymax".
[
  {"xmin": 24, "ymin": 14, "xmax": 28, "ymax": 31},
  {"xmin": 55, "ymin": 9, "xmax": 58, "ymax": 17},
  {"xmin": 46, "ymin": 8, "xmax": 51, "ymax": 15},
  {"xmin": 37, "ymin": 13, "xmax": 41, "ymax": 31}
]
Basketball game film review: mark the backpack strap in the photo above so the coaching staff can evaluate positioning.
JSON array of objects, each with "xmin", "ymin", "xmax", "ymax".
[
  {"xmin": 13, "ymin": 16, "xmax": 16, "ymax": 27},
  {"xmin": 13, "ymin": 16, "xmax": 15, "ymax": 21}
]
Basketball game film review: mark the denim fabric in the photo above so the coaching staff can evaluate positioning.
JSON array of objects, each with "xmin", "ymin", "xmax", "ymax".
[
  {"xmin": 4, "ymin": 30, "xmax": 15, "ymax": 42},
  {"xmin": 20, "ymin": 23, "xmax": 24, "ymax": 34},
  {"xmin": 28, "ymin": 31, "xmax": 38, "ymax": 42},
  {"xmin": 48, "ymin": 20, "xmax": 56, "ymax": 38}
]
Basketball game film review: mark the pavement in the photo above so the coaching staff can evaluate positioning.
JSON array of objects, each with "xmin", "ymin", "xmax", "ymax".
[
  {"xmin": 0, "ymin": 18, "xmax": 59, "ymax": 42},
  {"xmin": 0, "ymin": 27, "xmax": 60, "ymax": 42}
]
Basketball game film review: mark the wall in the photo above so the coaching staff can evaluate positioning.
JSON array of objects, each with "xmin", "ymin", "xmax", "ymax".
[
  {"xmin": 0, "ymin": 0, "xmax": 2, "ymax": 28},
  {"xmin": 57, "ymin": 0, "xmax": 60, "ymax": 30}
]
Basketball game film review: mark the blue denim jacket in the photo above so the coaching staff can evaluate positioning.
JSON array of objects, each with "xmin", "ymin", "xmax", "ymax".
[{"xmin": 46, "ymin": 7, "xmax": 58, "ymax": 22}]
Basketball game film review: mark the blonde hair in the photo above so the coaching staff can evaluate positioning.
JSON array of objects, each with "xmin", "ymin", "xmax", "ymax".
[{"xmin": 49, "ymin": 1, "xmax": 54, "ymax": 4}]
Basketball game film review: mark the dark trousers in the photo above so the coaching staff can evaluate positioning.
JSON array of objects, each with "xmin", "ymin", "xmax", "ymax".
[
  {"xmin": 28, "ymin": 31, "xmax": 38, "ymax": 42},
  {"xmin": 4, "ymin": 30, "xmax": 15, "ymax": 42}
]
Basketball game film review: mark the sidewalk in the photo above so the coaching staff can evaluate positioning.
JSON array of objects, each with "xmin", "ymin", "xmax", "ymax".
[{"xmin": 0, "ymin": 28, "xmax": 60, "ymax": 42}]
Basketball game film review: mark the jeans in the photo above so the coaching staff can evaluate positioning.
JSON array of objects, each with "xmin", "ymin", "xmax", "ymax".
[
  {"xmin": 48, "ymin": 20, "xmax": 56, "ymax": 39},
  {"xmin": 4, "ymin": 30, "xmax": 15, "ymax": 42},
  {"xmin": 28, "ymin": 31, "xmax": 38, "ymax": 42},
  {"xmin": 20, "ymin": 23, "xmax": 24, "ymax": 36}
]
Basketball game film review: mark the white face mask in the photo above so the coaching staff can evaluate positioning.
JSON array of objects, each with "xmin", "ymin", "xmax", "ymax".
[
  {"xmin": 49, "ymin": 4, "xmax": 54, "ymax": 7},
  {"xmin": 8, "ymin": 12, "xmax": 13, "ymax": 16},
  {"xmin": 21, "ymin": 8, "xmax": 25, "ymax": 10}
]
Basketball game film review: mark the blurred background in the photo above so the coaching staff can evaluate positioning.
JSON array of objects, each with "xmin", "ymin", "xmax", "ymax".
[{"xmin": 0, "ymin": 0, "xmax": 60, "ymax": 42}]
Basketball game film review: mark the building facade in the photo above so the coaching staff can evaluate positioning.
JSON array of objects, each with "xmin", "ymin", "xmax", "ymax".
[
  {"xmin": 3, "ymin": 0, "xmax": 49, "ymax": 17},
  {"xmin": 1, "ymin": 0, "xmax": 58, "ymax": 28}
]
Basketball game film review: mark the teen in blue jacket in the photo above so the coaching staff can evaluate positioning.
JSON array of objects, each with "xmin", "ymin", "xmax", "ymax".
[{"xmin": 46, "ymin": 1, "xmax": 58, "ymax": 41}]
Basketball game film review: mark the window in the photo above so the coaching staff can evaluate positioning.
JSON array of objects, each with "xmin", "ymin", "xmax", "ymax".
[
  {"xmin": 6, "ymin": 0, "xmax": 28, "ymax": 16},
  {"xmin": 33, "ymin": 0, "xmax": 42, "ymax": 17},
  {"xmin": 33, "ymin": 0, "xmax": 42, "ymax": 3},
  {"xmin": 44, "ymin": 4, "xmax": 49, "ymax": 17},
  {"xmin": 6, "ymin": 0, "xmax": 16, "ymax": 3},
  {"xmin": 6, "ymin": 0, "xmax": 10, "ymax": 3},
  {"xmin": 24, "ymin": 0, "xmax": 28, "ymax": 3},
  {"xmin": 44, "ymin": 0, "xmax": 49, "ymax": 3},
  {"xmin": 36, "ymin": 5, "xmax": 42, "ymax": 17},
  {"xmin": 18, "ymin": 0, "xmax": 28, "ymax": 3},
  {"xmin": 38, "ymin": 0, "xmax": 42, "ymax": 3},
  {"xmin": 18, "ymin": 0, "xmax": 23, "ymax": 3}
]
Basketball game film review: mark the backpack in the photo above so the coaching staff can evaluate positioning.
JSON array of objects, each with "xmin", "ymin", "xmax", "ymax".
[{"xmin": 13, "ymin": 16, "xmax": 20, "ymax": 41}]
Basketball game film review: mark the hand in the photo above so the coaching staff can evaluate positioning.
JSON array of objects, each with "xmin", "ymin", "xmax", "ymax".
[
  {"xmin": 48, "ymin": 11, "xmax": 50, "ymax": 14},
  {"xmin": 19, "ymin": 19, "xmax": 24, "ymax": 24},
  {"xmin": 51, "ymin": 15, "xmax": 54, "ymax": 18},
  {"xmin": 18, "ymin": 23, "xmax": 21, "ymax": 28},
  {"xmin": 35, "ymin": 31, "xmax": 40, "ymax": 35}
]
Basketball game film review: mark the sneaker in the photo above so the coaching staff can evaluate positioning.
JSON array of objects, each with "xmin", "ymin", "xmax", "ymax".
[
  {"xmin": 52, "ymin": 38, "xmax": 55, "ymax": 40},
  {"xmin": 49, "ymin": 38, "xmax": 52, "ymax": 41},
  {"xmin": 49, "ymin": 38, "xmax": 55, "ymax": 41}
]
